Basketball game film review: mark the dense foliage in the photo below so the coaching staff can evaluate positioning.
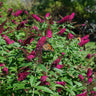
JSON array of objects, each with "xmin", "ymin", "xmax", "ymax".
[{"xmin": 0, "ymin": 1, "xmax": 96, "ymax": 96}]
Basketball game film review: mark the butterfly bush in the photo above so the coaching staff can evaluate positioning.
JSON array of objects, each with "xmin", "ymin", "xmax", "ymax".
[{"xmin": 0, "ymin": 3, "xmax": 95, "ymax": 96}]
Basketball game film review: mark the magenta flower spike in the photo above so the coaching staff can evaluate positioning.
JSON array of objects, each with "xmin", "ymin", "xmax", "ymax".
[
  {"xmin": 76, "ymin": 91, "xmax": 87, "ymax": 96},
  {"xmin": 0, "ymin": 63, "xmax": 5, "ymax": 67},
  {"xmin": 3, "ymin": 67, "xmax": 8, "ymax": 75},
  {"xmin": 87, "ymin": 68, "xmax": 92, "ymax": 77},
  {"xmin": 79, "ymin": 74, "xmax": 84, "ymax": 81},
  {"xmin": 47, "ymin": 28, "xmax": 52, "ymax": 38},
  {"xmin": 86, "ymin": 54, "xmax": 91, "ymax": 59},
  {"xmin": 27, "ymin": 50, "xmax": 35, "ymax": 61},
  {"xmin": 56, "ymin": 81, "xmax": 66, "ymax": 86},
  {"xmin": 35, "ymin": 36, "xmax": 46, "ymax": 54},
  {"xmin": 17, "ymin": 68, "xmax": 30, "ymax": 81},
  {"xmin": 56, "ymin": 81, "xmax": 66, "ymax": 92},
  {"xmin": 18, "ymin": 39, "xmax": 22, "ymax": 43},
  {"xmin": 14, "ymin": 9, "xmax": 23, "ymax": 17},
  {"xmin": 40, "ymin": 75, "xmax": 50, "ymax": 86},
  {"xmin": 68, "ymin": 33, "xmax": 74, "ymax": 39},
  {"xmin": 82, "ymin": 24, "xmax": 85, "ymax": 27},
  {"xmin": 78, "ymin": 35, "xmax": 89, "ymax": 47},
  {"xmin": 52, "ymin": 58, "xmax": 61, "ymax": 67},
  {"xmin": 32, "ymin": 14, "xmax": 41, "ymax": 22},
  {"xmin": 11, "ymin": 19, "xmax": 18, "ymax": 25},
  {"xmin": 57, "ymin": 88, "xmax": 62, "ymax": 93},
  {"xmin": 24, "ymin": 10, "xmax": 29, "ymax": 15},
  {"xmin": 57, "ymin": 28, "xmax": 66, "ymax": 35},
  {"xmin": 45, "ymin": 12, "xmax": 50, "ymax": 19},
  {"xmin": 61, "ymin": 52, "xmax": 65, "ymax": 56},
  {"xmin": 17, "ymin": 72, "xmax": 30, "ymax": 81},
  {"xmin": 8, "ymin": 8, "xmax": 12, "ymax": 11},
  {"xmin": 57, "ymin": 15, "xmax": 70, "ymax": 24},
  {"xmin": 40, "ymin": 76, "xmax": 48, "ymax": 82},
  {"xmin": 31, "ymin": 26, "xmax": 38, "ymax": 31},
  {"xmin": 56, "ymin": 64, "xmax": 64, "ymax": 69},
  {"xmin": 69, "ymin": 12, "xmax": 75, "ymax": 22},
  {"xmin": 2, "ymin": 35, "xmax": 15, "ymax": 45},
  {"xmin": 87, "ymin": 77, "xmax": 93, "ymax": 84}
]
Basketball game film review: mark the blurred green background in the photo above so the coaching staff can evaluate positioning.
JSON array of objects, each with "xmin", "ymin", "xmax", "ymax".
[{"xmin": 2, "ymin": 0, "xmax": 96, "ymax": 23}]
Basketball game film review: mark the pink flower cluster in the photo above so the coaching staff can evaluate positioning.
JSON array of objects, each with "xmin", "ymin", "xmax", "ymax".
[
  {"xmin": 78, "ymin": 68, "xmax": 93, "ymax": 96},
  {"xmin": 12, "ymin": 10, "xmax": 23, "ymax": 17},
  {"xmin": 11, "ymin": 19, "xmax": 18, "ymax": 25},
  {"xmin": 0, "ymin": 20, "xmax": 7, "ymax": 34},
  {"xmin": 57, "ymin": 12, "xmax": 75, "ymax": 24},
  {"xmin": 52, "ymin": 53, "xmax": 65, "ymax": 69},
  {"xmin": 76, "ymin": 91, "xmax": 87, "ymax": 96},
  {"xmin": 35, "ymin": 36, "xmax": 46, "ymax": 54},
  {"xmin": 27, "ymin": 51, "xmax": 35, "ymax": 61},
  {"xmin": 17, "ymin": 19, "xmax": 28, "ymax": 30},
  {"xmin": 87, "ymin": 68, "xmax": 93, "ymax": 84},
  {"xmin": 40, "ymin": 76, "xmax": 50, "ymax": 85},
  {"xmin": 45, "ymin": 12, "xmax": 50, "ymax": 19},
  {"xmin": 17, "ymin": 67, "xmax": 30, "ymax": 81},
  {"xmin": 22, "ymin": 35, "xmax": 35, "ymax": 46},
  {"xmin": 90, "ymin": 90, "xmax": 96, "ymax": 96},
  {"xmin": 24, "ymin": 10, "xmax": 29, "ymax": 15},
  {"xmin": 86, "ymin": 54, "xmax": 91, "ymax": 59},
  {"xmin": 78, "ymin": 35, "xmax": 89, "ymax": 47},
  {"xmin": 8, "ymin": 8, "xmax": 12, "ymax": 11},
  {"xmin": 56, "ymin": 81, "xmax": 66, "ymax": 92},
  {"xmin": 47, "ymin": 28, "xmax": 52, "ymax": 38},
  {"xmin": 0, "ymin": 63, "xmax": 5, "ymax": 67},
  {"xmin": 57, "ymin": 28, "xmax": 66, "ymax": 35},
  {"xmin": 0, "ymin": 63, "xmax": 8, "ymax": 75},
  {"xmin": 31, "ymin": 26, "xmax": 38, "ymax": 31},
  {"xmin": 3, "ymin": 67, "xmax": 8, "ymax": 75},
  {"xmin": 79, "ymin": 68, "xmax": 93, "ymax": 84},
  {"xmin": 67, "ymin": 33, "xmax": 74, "ymax": 39},
  {"xmin": 2, "ymin": 34, "xmax": 15, "ymax": 45},
  {"xmin": 32, "ymin": 14, "xmax": 41, "ymax": 22}
]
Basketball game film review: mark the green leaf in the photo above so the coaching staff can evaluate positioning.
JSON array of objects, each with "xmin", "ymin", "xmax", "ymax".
[
  {"xmin": 55, "ymin": 84, "xmax": 64, "ymax": 88},
  {"xmin": 19, "ymin": 62, "xmax": 32, "ymax": 67},
  {"xmin": 35, "ymin": 81, "xmax": 41, "ymax": 86},
  {"xmin": 65, "ymin": 88, "xmax": 76, "ymax": 96},
  {"xmin": 93, "ymin": 87, "xmax": 96, "ymax": 91},
  {"xmin": 54, "ymin": 68, "xmax": 63, "ymax": 73},
  {"xmin": 36, "ymin": 86, "xmax": 53, "ymax": 94},
  {"xmin": 13, "ymin": 83, "xmax": 25, "ymax": 90},
  {"xmin": 74, "ymin": 81, "xmax": 82, "ymax": 87},
  {"xmin": 30, "ymin": 75, "xmax": 36, "ymax": 87},
  {"xmin": 37, "ymin": 64, "xmax": 47, "ymax": 72},
  {"xmin": 6, "ymin": 85, "xmax": 13, "ymax": 89}
]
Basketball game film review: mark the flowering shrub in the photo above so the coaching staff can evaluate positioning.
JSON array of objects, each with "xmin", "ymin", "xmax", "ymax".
[{"xmin": 0, "ymin": 2, "xmax": 96, "ymax": 96}]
